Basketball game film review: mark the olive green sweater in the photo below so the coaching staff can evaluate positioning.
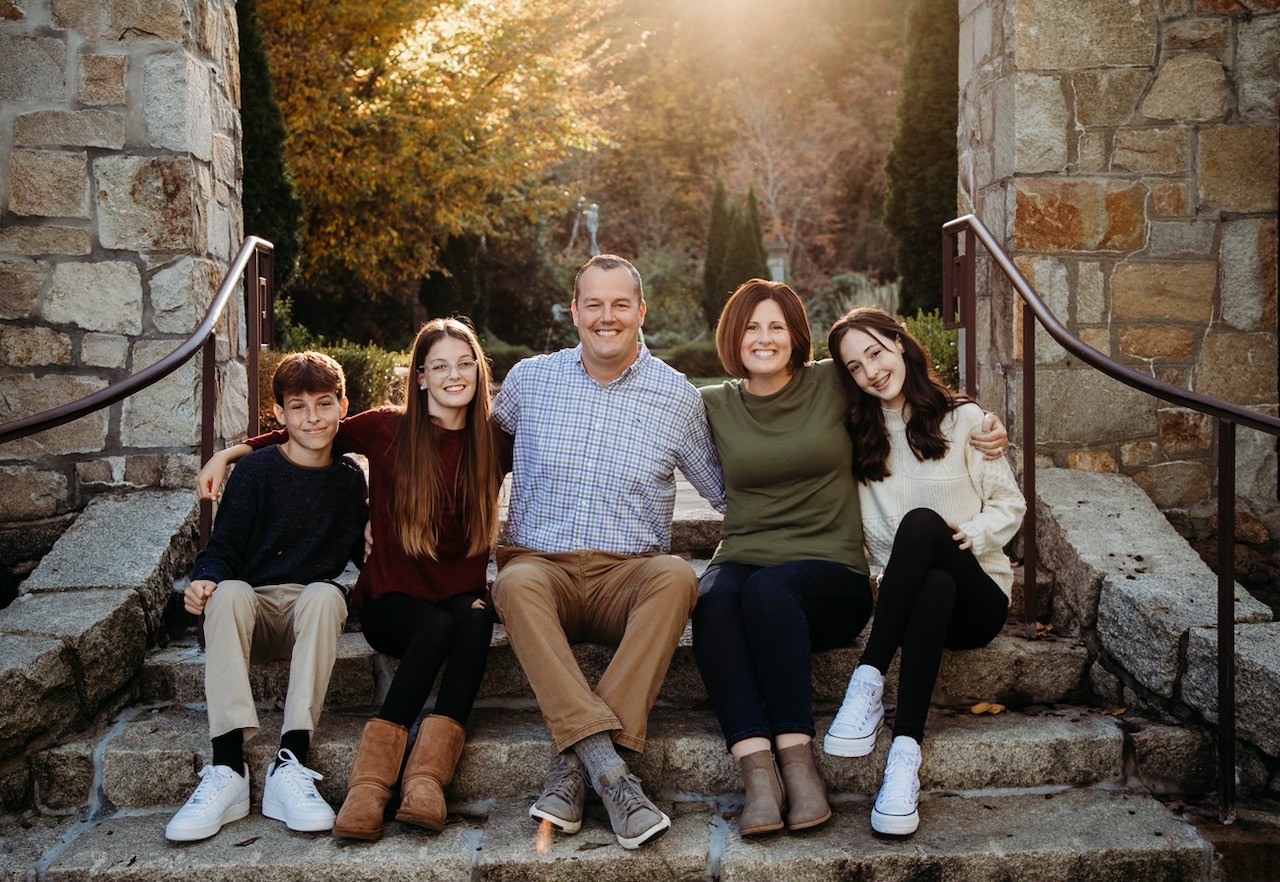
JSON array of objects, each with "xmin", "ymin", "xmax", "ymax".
[{"xmin": 700, "ymin": 360, "xmax": 867, "ymax": 573}]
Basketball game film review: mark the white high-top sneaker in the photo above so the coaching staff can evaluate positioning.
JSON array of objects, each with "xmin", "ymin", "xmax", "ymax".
[
  {"xmin": 824, "ymin": 664, "xmax": 884, "ymax": 757},
  {"xmin": 871, "ymin": 735, "xmax": 921, "ymax": 835}
]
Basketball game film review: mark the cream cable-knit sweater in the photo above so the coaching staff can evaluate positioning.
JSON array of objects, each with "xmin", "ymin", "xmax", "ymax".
[{"xmin": 858, "ymin": 402, "xmax": 1026, "ymax": 597}]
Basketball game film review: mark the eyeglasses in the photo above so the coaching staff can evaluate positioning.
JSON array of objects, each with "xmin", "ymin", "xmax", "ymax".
[{"xmin": 418, "ymin": 359, "xmax": 478, "ymax": 375}]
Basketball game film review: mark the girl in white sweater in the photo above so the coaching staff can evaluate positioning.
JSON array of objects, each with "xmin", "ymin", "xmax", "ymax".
[{"xmin": 823, "ymin": 308, "xmax": 1025, "ymax": 836}]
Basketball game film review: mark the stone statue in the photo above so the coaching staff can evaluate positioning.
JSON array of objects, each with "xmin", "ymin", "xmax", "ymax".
[{"xmin": 585, "ymin": 203, "xmax": 600, "ymax": 256}]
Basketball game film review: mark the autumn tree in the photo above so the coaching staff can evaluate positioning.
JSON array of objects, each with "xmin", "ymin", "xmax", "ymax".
[{"xmin": 883, "ymin": 0, "xmax": 958, "ymax": 314}]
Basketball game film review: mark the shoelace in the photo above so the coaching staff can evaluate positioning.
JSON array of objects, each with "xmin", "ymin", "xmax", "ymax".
[
  {"xmin": 541, "ymin": 761, "xmax": 583, "ymax": 802},
  {"xmin": 880, "ymin": 749, "xmax": 919, "ymax": 803},
  {"xmin": 273, "ymin": 749, "xmax": 325, "ymax": 800},
  {"xmin": 186, "ymin": 765, "xmax": 237, "ymax": 807},
  {"xmin": 835, "ymin": 676, "xmax": 880, "ymax": 727},
  {"xmin": 608, "ymin": 773, "xmax": 650, "ymax": 817}
]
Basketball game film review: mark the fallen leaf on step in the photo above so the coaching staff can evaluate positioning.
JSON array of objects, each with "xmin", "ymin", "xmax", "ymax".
[
  {"xmin": 233, "ymin": 836, "xmax": 260, "ymax": 847},
  {"xmin": 1097, "ymin": 707, "xmax": 1127, "ymax": 715},
  {"xmin": 970, "ymin": 701, "xmax": 1006, "ymax": 714}
]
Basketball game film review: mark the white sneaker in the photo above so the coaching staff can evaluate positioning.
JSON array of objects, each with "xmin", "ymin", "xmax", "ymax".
[
  {"xmin": 824, "ymin": 664, "xmax": 884, "ymax": 757},
  {"xmin": 871, "ymin": 735, "xmax": 921, "ymax": 835},
  {"xmin": 165, "ymin": 764, "xmax": 250, "ymax": 842},
  {"xmin": 262, "ymin": 749, "xmax": 336, "ymax": 832}
]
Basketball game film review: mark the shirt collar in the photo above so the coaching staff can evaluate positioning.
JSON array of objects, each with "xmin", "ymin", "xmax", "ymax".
[{"xmin": 567, "ymin": 342, "xmax": 650, "ymax": 386}]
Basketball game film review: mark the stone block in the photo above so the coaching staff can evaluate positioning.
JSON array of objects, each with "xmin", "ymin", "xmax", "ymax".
[
  {"xmin": 1239, "ymin": 17, "xmax": 1280, "ymax": 119},
  {"xmin": 1079, "ymin": 326, "xmax": 1110, "ymax": 356},
  {"xmin": 1120, "ymin": 440, "xmax": 1157, "ymax": 467},
  {"xmin": 1013, "ymin": 179, "xmax": 1145, "ymax": 253},
  {"xmin": 1012, "ymin": 255, "xmax": 1068, "ymax": 363},
  {"xmin": 1146, "ymin": 221, "xmax": 1213, "ymax": 257},
  {"xmin": 95, "ymin": 155, "xmax": 200, "ymax": 253},
  {"xmin": 1237, "ymin": 417, "xmax": 1278, "ymax": 499},
  {"xmin": 120, "ymin": 338, "xmax": 198, "ymax": 447},
  {"xmin": 8, "ymin": 150, "xmax": 87, "ymax": 219},
  {"xmin": 78, "ymin": 332, "xmax": 129, "ymax": 368},
  {"xmin": 41, "ymin": 261, "xmax": 142, "ymax": 334},
  {"xmin": 1141, "ymin": 52, "xmax": 1229, "ymax": 122},
  {"xmin": 1098, "ymin": 571, "xmax": 1268, "ymax": 697},
  {"xmin": 1112, "ymin": 127, "xmax": 1188, "ymax": 176},
  {"xmin": 0, "ymin": 814, "xmax": 72, "ymax": 880},
  {"xmin": 14, "ymin": 111, "xmax": 125, "ymax": 149},
  {"xmin": 1129, "ymin": 720, "xmax": 1216, "ymax": 792},
  {"xmin": 149, "ymin": 257, "xmax": 219, "ymax": 333},
  {"xmin": 1067, "ymin": 450, "xmax": 1118, "ymax": 472},
  {"xmin": 1015, "ymin": 74, "xmax": 1068, "ymax": 172},
  {"xmin": 0, "ymin": 634, "xmax": 76, "ymax": 757},
  {"xmin": 0, "ymin": 374, "xmax": 108, "ymax": 461},
  {"xmin": 1221, "ymin": 218, "xmax": 1277, "ymax": 331},
  {"xmin": 1199, "ymin": 125, "xmax": 1279, "ymax": 213},
  {"xmin": 1184, "ymin": 622, "xmax": 1280, "ymax": 757},
  {"xmin": 49, "ymin": 0, "xmax": 185, "ymax": 42},
  {"xmin": 1015, "ymin": 0, "xmax": 1157, "ymax": 69},
  {"xmin": 1076, "ymin": 261, "xmax": 1105, "ymax": 322},
  {"xmin": 1111, "ymin": 262, "xmax": 1215, "ymax": 322},
  {"xmin": 0, "ymin": 590, "xmax": 146, "ymax": 713},
  {"xmin": 1159, "ymin": 408, "xmax": 1213, "ymax": 456},
  {"xmin": 77, "ymin": 53, "xmax": 127, "ymax": 105},
  {"xmin": 74, "ymin": 458, "xmax": 122, "ymax": 486},
  {"xmin": 1032, "ymin": 369, "xmax": 1155, "ymax": 445},
  {"xmin": 143, "ymin": 52, "xmax": 213, "ymax": 161},
  {"xmin": 0, "ymin": 0, "xmax": 26, "ymax": 21},
  {"xmin": 1132, "ymin": 461, "xmax": 1212, "ymax": 509},
  {"xmin": 31, "ymin": 742, "xmax": 94, "ymax": 812},
  {"xmin": 1073, "ymin": 68, "xmax": 1149, "ymax": 127},
  {"xmin": 0, "ymin": 226, "xmax": 90, "ymax": 256},
  {"xmin": 1075, "ymin": 130, "xmax": 1109, "ymax": 172},
  {"xmin": 22, "ymin": 490, "xmax": 198, "ymax": 636},
  {"xmin": 0, "ymin": 36, "xmax": 66, "ymax": 103},
  {"xmin": 215, "ymin": 360, "xmax": 249, "ymax": 443},
  {"xmin": 0, "ymin": 259, "xmax": 47, "ymax": 320},
  {"xmin": 0, "ymin": 326, "xmax": 72, "ymax": 367},
  {"xmin": 0, "ymin": 514, "xmax": 71, "ymax": 571},
  {"xmin": 1194, "ymin": 332, "xmax": 1277, "ymax": 405},
  {"xmin": 1151, "ymin": 182, "xmax": 1192, "ymax": 217},
  {"xmin": 0, "ymin": 465, "xmax": 67, "ymax": 520},
  {"xmin": 1165, "ymin": 17, "xmax": 1230, "ymax": 49},
  {"xmin": 1118, "ymin": 325, "xmax": 1196, "ymax": 360}
]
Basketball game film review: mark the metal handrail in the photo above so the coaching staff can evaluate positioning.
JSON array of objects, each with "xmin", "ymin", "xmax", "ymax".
[
  {"xmin": 942, "ymin": 213, "xmax": 1280, "ymax": 825},
  {"xmin": 0, "ymin": 236, "xmax": 275, "ymax": 545}
]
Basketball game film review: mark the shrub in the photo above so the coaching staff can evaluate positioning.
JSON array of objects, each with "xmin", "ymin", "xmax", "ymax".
[
  {"xmin": 485, "ymin": 342, "xmax": 536, "ymax": 382},
  {"xmin": 255, "ymin": 342, "xmax": 405, "ymax": 430},
  {"xmin": 901, "ymin": 309, "xmax": 958, "ymax": 389},
  {"xmin": 660, "ymin": 340, "xmax": 724, "ymax": 378}
]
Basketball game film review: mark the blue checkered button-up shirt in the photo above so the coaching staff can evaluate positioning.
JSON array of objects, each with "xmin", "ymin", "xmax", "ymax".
[{"xmin": 492, "ymin": 344, "xmax": 725, "ymax": 554}]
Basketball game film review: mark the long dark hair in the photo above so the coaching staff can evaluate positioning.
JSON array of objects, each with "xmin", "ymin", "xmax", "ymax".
[
  {"xmin": 391, "ymin": 318, "xmax": 502, "ymax": 559},
  {"xmin": 827, "ymin": 308, "xmax": 968, "ymax": 482}
]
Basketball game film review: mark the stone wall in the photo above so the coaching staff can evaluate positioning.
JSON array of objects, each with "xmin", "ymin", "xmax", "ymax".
[
  {"xmin": 958, "ymin": 0, "xmax": 1278, "ymax": 526},
  {"xmin": 0, "ymin": 0, "xmax": 245, "ymax": 592}
]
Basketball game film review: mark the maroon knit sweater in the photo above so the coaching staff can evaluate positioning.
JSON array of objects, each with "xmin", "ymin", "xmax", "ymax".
[{"xmin": 247, "ymin": 407, "xmax": 510, "ymax": 604}]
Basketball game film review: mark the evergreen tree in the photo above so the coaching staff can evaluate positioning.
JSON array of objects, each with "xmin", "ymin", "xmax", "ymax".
[
  {"xmin": 883, "ymin": 0, "xmax": 958, "ymax": 315},
  {"xmin": 702, "ymin": 179, "xmax": 732, "ymax": 330},
  {"xmin": 719, "ymin": 198, "xmax": 771, "ymax": 300},
  {"xmin": 420, "ymin": 236, "xmax": 488, "ymax": 329},
  {"xmin": 237, "ymin": 0, "xmax": 304, "ymax": 292},
  {"xmin": 745, "ymin": 187, "xmax": 770, "ymax": 274}
]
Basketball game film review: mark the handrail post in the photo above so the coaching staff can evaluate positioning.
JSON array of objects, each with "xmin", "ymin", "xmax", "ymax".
[
  {"xmin": 247, "ymin": 248, "xmax": 262, "ymax": 439},
  {"xmin": 1022, "ymin": 298, "xmax": 1037, "ymax": 638},
  {"xmin": 199, "ymin": 334, "xmax": 216, "ymax": 550},
  {"xmin": 963, "ymin": 227, "xmax": 976, "ymax": 398},
  {"xmin": 942, "ymin": 228, "xmax": 957, "ymax": 327},
  {"xmin": 1217, "ymin": 418, "xmax": 1236, "ymax": 824}
]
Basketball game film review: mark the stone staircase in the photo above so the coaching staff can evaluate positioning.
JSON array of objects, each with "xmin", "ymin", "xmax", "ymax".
[{"xmin": 4, "ymin": 472, "xmax": 1265, "ymax": 880}]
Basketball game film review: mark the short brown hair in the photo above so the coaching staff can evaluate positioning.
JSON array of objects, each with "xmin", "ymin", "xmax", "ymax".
[
  {"xmin": 271, "ymin": 351, "xmax": 346, "ymax": 405},
  {"xmin": 573, "ymin": 254, "xmax": 644, "ymax": 304},
  {"xmin": 714, "ymin": 279, "xmax": 812, "ymax": 378}
]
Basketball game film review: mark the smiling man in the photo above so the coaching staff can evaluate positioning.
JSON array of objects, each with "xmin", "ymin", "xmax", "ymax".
[{"xmin": 491, "ymin": 254, "xmax": 726, "ymax": 850}]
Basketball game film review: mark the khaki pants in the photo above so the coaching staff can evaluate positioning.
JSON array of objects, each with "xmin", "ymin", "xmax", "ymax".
[
  {"xmin": 203, "ymin": 580, "xmax": 347, "ymax": 742},
  {"xmin": 491, "ymin": 548, "xmax": 697, "ymax": 753}
]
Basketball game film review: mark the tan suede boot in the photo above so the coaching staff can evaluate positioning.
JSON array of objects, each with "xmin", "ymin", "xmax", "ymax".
[
  {"xmin": 737, "ymin": 750, "xmax": 785, "ymax": 836},
  {"xmin": 332, "ymin": 718, "xmax": 408, "ymax": 840},
  {"xmin": 395, "ymin": 715, "xmax": 465, "ymax": 832},
  {"xmin": 777, "ymin": 741, "xmax": 831, "ymax": 831}
]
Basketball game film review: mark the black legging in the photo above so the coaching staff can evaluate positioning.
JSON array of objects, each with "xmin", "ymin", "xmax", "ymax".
[
  {"xmin": 360, "ymin": 592, "xmax": 493, "ymax": 728},
  {"xmin": 860, "ymin": 508, "xmax": 1008, "ymax": 743}
]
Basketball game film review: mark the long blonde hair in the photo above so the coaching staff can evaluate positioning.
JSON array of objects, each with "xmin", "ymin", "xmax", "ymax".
[{"xmin": 391, "ymin": 318, "xmax": 502, "ymax": 559}]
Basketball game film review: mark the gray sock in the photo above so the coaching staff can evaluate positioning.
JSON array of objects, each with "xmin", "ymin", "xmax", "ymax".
[{"xmin": 571, "ymin": 731, "xmax": 625, "ymax": 791}]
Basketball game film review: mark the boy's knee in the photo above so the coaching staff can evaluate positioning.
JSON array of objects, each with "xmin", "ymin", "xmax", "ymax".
[
  {"xmin": 204, "ymin": 580, "xmax": 254, "ymax": 619},
  {"xmin": 296, "ymin": 582, "xmax": 348, "ymax": 628}
]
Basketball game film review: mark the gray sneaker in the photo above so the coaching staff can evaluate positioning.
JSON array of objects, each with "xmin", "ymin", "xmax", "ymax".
[
  {"xmin": 529, "ymin": 752, "xmax": 588, "ymax": 834},
  {"xmin": 597, "ymin": 764, "xmax": 671, "ymax": 849}
]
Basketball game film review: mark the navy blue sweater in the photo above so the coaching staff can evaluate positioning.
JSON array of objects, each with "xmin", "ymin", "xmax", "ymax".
[{"xmin": 192, "ymin": 446, "xmax": 368, "ymax": 587}]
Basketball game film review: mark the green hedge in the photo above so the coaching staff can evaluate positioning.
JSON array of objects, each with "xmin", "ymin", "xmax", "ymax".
[
  {"xmin": 901, "ymin": 309, "xmax": 958, "ymax": 389},
  {"xmin": 486, "ymin": 342, "xmax": 536, "ymax": 382},
  {"xmin": 659, "ymin": 340, "xmax": 724, "ymax": 378},
  {"xmin": 256, "ymin": 342, "xmax": 406, "ymax": 430}
]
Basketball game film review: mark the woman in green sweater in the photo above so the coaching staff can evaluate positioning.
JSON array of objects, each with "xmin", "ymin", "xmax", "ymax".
[{"xmin": 693, "ymin": 279, "xmax": 873, "ymax": 836}]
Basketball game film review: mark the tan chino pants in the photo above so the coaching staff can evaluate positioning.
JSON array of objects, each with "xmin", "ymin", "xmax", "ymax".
[
  {"xmin": 203, "ymin": 580, "xmax": 347, "ymax": 741},
  {"xmin": 492, "ymin": 548, "xmax": 697, "ymax": 753}
]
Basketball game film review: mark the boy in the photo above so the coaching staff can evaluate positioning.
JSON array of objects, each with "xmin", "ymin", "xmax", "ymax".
[{"xmin": 166, "ymin": 352, "xmax": 368, "ymax": 842}]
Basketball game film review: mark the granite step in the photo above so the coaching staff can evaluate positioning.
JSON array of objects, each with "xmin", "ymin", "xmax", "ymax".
[
  {"xmin": 33, "ymin": 789, "xmax": 1210, "ymax": 882},
  {"xmin": 34, "ymin": 702, "xmax": 1147, "ymax": 812},
  {"xmin": 140, "ymin": 621, "xmax": 1090, "ymax": 712}
]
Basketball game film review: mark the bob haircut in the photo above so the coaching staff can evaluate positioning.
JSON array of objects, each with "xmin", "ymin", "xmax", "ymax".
[
  {"xmin": 714, "ymin": 278, "xmax": 812, "ymax": 379},
  {"xmin": 271, "ymin": 351, "xmax": 345, "ymax": 405}
]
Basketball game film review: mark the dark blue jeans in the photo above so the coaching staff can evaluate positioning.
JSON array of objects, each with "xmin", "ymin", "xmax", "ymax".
[{"xmin": 692, "ymin": 560, "xmax": 873, "ymax": 748}]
